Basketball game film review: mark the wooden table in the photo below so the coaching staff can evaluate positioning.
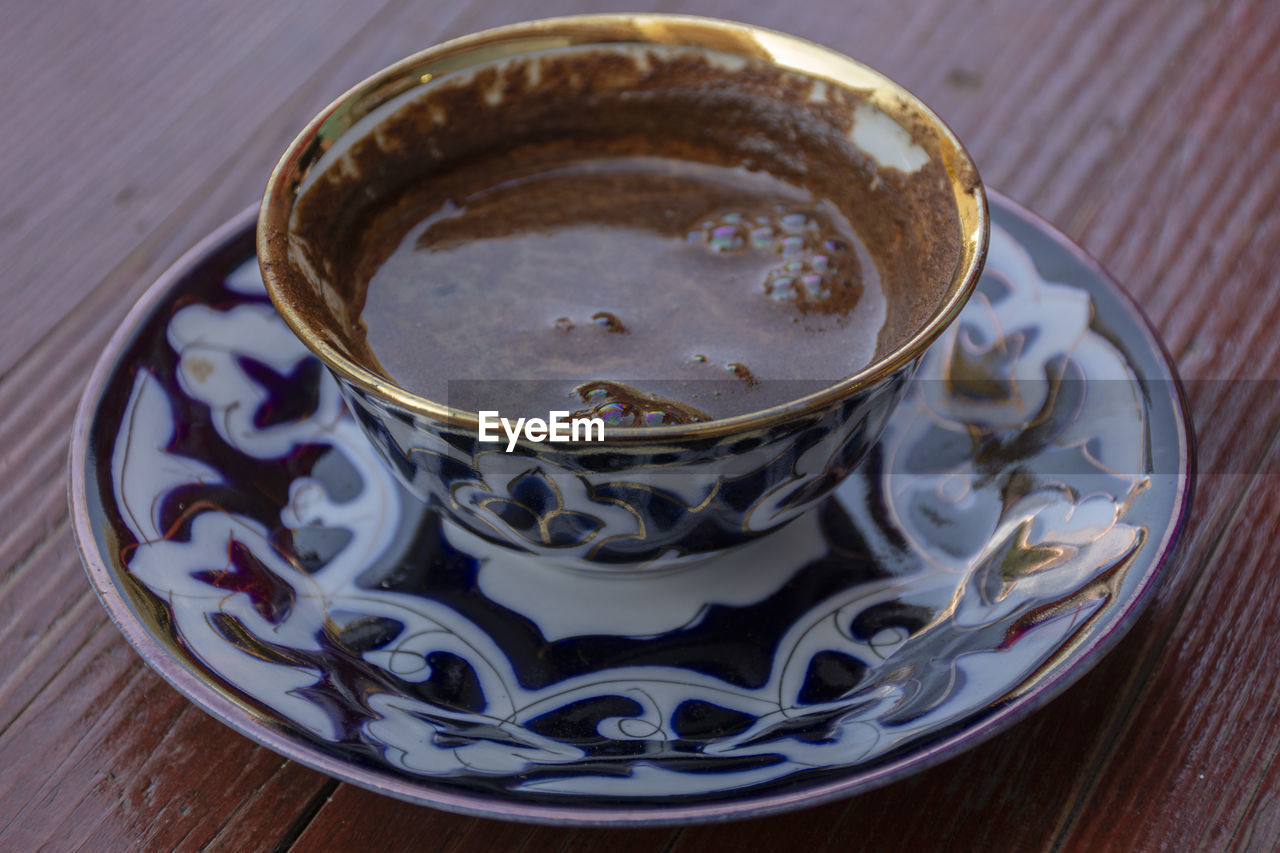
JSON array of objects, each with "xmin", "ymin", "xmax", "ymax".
[{"xmin": 2, "ymin": 0, "xmax": 1275, "ymax": 849}]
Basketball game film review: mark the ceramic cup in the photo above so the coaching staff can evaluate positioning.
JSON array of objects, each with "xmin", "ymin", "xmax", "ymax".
[{"xmin": 258, "ymin": 14, "xmax": 988, "ymax": 570}]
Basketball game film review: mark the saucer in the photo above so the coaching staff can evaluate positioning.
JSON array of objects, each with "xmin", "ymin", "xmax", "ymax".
[{"xmin": 70, "ymin": 193, "xmax": 1192, "ymax": 825}]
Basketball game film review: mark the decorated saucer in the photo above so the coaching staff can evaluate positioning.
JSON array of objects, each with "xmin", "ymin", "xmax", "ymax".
[{"xmin": 70, "ymin": 193, "xmax": 1192, "ymax": 825}]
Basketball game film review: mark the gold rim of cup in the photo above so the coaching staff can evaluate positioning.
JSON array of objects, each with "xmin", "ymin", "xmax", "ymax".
[{"xmin": 257, "ymin": 12, "xmax": 989, "ymax": 442}]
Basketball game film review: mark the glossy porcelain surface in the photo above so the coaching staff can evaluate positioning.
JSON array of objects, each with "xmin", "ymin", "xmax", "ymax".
[
  {"xmin": 71, "ymin": 194, "xmax": 1191, "ymax": 825},
  {"xmin": 257, "ymin": 14, "xmax": 988, "ymax": 568}
]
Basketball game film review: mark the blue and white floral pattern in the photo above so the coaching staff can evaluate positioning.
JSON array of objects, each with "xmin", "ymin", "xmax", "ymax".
[{"xmin": 76, "ymin": 199, "xmax": 1190, "ymax": 819}]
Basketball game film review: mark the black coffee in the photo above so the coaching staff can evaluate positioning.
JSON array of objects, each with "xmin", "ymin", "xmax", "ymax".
[
  {"xmin": 281, "ymin": 44, "xmax": 965, "ymax": 424},
  {"xmin": 358, "ymin": 155, "xmax": 885, "ymax": 423}
]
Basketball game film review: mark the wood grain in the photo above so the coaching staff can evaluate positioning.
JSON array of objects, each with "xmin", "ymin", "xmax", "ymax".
[
  {"xmin": 289, "ymin": 784, "xmax": 680, "ymax": 853},
  {"xmin": 0, "ymin": 0, "xmax": 395, "ymax": 377},
  {"xmin": 2, "ymin": 0, "xmax": 1277, "ymax": 849}
]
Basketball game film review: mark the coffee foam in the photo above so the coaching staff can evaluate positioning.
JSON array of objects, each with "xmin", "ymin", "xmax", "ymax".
[{"xmin": 299, "ymin": 46, "xmax": 769, "ymax": 199}]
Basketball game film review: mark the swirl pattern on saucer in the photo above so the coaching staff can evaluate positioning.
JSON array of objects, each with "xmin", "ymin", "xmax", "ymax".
[{"xmin": 81, "ymin": 210, "xmax": 1189, "ymax": 811}]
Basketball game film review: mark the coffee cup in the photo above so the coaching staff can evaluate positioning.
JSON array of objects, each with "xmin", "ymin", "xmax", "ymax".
[{"xmin": 258, "ymin": 13, "xmax": 987, "ymax": 570}]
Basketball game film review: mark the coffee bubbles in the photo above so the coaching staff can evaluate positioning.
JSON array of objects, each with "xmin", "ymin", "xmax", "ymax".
[
  {"xmin": 570, "ymin": 380, "xmax": 710, "ymax": 426},
  {"xmin": 686, "ymin": 204, "xmax": 862, "ymax": 312},
  {"xmin": 358, "ymin": 156, "xmax": 887, "ymax": 421},
  {"xmin": 590, "ymin": 311, "xmax": 629, "ymax": 334}
]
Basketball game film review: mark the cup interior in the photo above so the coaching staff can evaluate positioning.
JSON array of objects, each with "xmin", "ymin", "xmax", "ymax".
[{"xmin": 259, "ymin": 15, "xmax": 986, "ymax": 435}]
